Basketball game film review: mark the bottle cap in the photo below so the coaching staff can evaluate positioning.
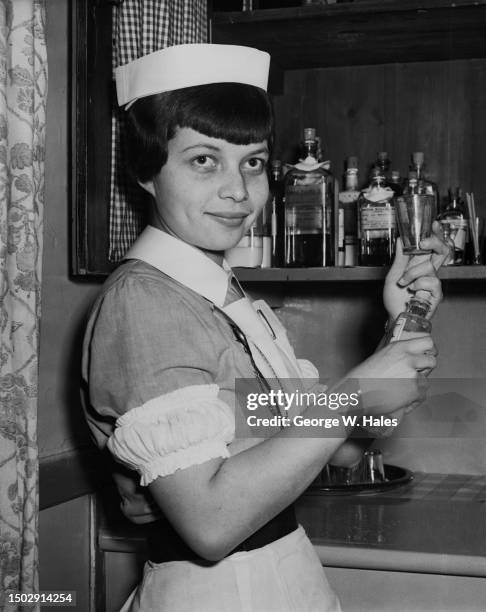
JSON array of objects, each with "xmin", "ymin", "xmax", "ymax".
[
  {"xmin": 303, "ymin": 127, "xmax": 316, "ymax": 141},
  {"xmin": 408, "ymin": 297, "xmax": 431, "ymax": 318},
  {"xmin": 377, "ymin": 151, "xmax": 388, "ymax": 161},
  {"xmin": 412, "ymin": 152, "xmax": 425, "ymax": 165},
  {"xmin": 408, "ymin": 170, "xmax": 418, "ymax": 180},
  {"xmin": 391, "ymin": 170, "xmax": 400, "ymax": 180},
  {"xmin": 271, "ymin": 159, "xmax": 282, "ymax": 168},
  {"xmin": 347, "ymin": 156, "xmax": 358, "ymax": 169}
]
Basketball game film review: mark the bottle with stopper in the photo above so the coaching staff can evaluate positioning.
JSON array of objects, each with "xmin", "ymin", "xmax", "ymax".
[
  {"xmin": 385, "ymin": 292, "xmax": 432, "ymax": 344},
  {"xmin": 284, "ymin": 127, "xmax": 335, "ymax": 267}
]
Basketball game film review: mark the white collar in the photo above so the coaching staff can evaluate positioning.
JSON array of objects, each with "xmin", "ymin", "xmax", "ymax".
[{"xmin": 123, "ymin": 226, "xmax": 232, "ymax": 308}]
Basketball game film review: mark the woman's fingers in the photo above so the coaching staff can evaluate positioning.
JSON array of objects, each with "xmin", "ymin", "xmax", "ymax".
[
  {"xmin": 407, "ymin": 275, "xmax": 443, "ymax": 303},
  {"xmin": 398, "ymin": 334, "xmax": 435, "ymax": 355},
  {"xmin": 412, "ymin": 352, "xmax": 437, "ymax": 372},
  {"xmin": 398, "ymin": 258, "xmax": 436, "ymax": 287},
  {"xmin": 420, "ymin": 220, "xmax": 451, "ymax": 269}
]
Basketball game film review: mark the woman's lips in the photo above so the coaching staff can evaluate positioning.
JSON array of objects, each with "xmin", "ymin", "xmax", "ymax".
[{"xmin": 207, "ymin": 212, "xmax": 249, "ymax": 227}]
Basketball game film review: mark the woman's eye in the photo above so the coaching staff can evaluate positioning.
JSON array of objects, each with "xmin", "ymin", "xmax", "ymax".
[
  {"xmin": 191, "ymin": 155, "xmax": 217, "ymax": 170},
  {"xmin": 244, "ymin": 158, "xmax": 266, "ymax": 173}
]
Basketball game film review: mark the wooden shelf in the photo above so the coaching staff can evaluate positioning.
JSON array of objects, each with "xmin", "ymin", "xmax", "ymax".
[
  {"xmin": 234, "ymin": 265, "xmax": 486, "ymax": 282},
  {"xmin": 212, "ymin": 0, "xmax": 486, "ymax": 70}
]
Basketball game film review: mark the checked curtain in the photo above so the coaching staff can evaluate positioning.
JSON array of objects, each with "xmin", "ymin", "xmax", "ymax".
[{"xmin": 109, "ymin": 0, "xmax": 207, "ymax": 262}]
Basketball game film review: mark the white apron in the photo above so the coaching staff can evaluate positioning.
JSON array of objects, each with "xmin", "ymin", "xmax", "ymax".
[{"xmin": 120, "ymin": 265, "xmax": 341, "ymax": 612}]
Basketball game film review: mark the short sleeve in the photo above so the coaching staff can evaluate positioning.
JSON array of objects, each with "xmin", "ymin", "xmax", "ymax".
[
  {"xmin": 82, "ymin": 266, "xmax": 236, "ymax": 483},
  {"xmin": 108, "ymin": 384, "xmax": 234, "ymax": 485}
]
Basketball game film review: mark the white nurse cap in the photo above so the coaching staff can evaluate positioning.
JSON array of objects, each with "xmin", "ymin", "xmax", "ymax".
[{"xmin": 115, "ymin": 43, "xmax": 271, "ymax": 109}]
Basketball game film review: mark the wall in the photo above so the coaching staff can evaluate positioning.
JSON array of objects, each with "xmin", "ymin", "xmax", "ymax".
[
  {"xmin": 272, "ymin": 62, "xmax": 486, "ymax": 475},
  {"xmin": 39, "ymin": 0, "xmax": 100, "ymax": 460},
  {"xmin": 39, "ymin": 0, "xmax": 101, "ymax": 603}
]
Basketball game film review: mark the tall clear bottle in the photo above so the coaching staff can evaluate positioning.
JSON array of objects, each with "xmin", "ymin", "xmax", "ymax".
[
  {"xmin": 437, "ymin": 188, "xmax": 468, "ymax": 265},
  {"xmin": 269, "ymin": 159, "xmax": 285, "ymax": 267},
  {"xmin": 284, "ymin": 128, "xmax": 335, "ymax": 267},
  {"xmin": 358, "ymin": 167, "xmax": 397, "ymax": 266},
  {"xmin": 338, "ymin": 156, "xmax": 360, "ymax": 266}
]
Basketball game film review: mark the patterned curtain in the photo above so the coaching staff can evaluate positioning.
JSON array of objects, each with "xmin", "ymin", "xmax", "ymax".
[
  {"xmin": 109, "ymin": 0, "xmax": 208, "ymax": 262},
  {"xmin": 0, "ymin": 0, "xmax": 47, "ymax": 606}
]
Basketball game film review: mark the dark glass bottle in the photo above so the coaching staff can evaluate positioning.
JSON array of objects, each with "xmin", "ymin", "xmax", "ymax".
[
  {"xmin": 390, "ymin": 170, "xmax": 403, "ymax": 196},
  {"xmin": 284, "ymin": 128, "xmax": 335, "ymax": 267},
  {"xmin": 358, "ymin": 168, "xmax": 397, "ymax": 266}
]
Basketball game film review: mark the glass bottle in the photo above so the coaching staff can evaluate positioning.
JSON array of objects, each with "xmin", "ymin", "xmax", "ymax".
[
  {"xmin": 284, "ymin": 127, "xmax": 335, "ymax": 267},
  {"xmin": 358, "ymin": 168, "xmax": 397, "ymax": 266},
  {"xmin": 440, "ymin": 222, "xmax": 456, "ymax": 266},
  {"xmin": 386, "ymin": 297, "xmax": 432, "ymax": 343},
  {"xmin": 225, "ymin": 216, "xmax": 264, "ymax": 268},
  {"xmin": 402, "ymin": 170, "xmax": 418, "ymax": 195},
  {"xmin": 269, "ymin": 159, "xmax": 285, "ymax": 267},
  {"xmin": 411, "ymin": 152, "xmax": 439, "ymax": 205},
  {"xmin": 338, "ymin": 156, "xmax": 360, "ymax": 266},
  {"xmin": 437, "ymin": 188, "xmax": 468, "ymax": 264},
  {"xmin": 390, "ymin": 170, "xmax": 403, "ymax": 196},
  {"xmin": 374, "ymin": 151, "xmax": 391, "ymax": 177},
  {"xmin": 374, "ymin": 152, "xmax": 403, "ymax": 197}
]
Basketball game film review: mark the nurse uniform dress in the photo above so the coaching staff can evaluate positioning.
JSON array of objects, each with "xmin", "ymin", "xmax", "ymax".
[{"xmin": 82, "ymin": 225, "xmax": 342, "ymax": 612}]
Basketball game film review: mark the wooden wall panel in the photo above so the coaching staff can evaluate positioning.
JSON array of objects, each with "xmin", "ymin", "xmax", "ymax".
[
  {"xmin": 470, "ymin": 60, "xmax": 486, "ymax": 217},
  {"xmin": 273, "ymin": 58, "xmax": 486, "ymax": 217}
]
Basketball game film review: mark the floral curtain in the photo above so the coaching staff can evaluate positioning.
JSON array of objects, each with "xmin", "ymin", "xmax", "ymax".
[{"xmin": 0, "ymin": 0, "xmax": 47, "ymax": 606}]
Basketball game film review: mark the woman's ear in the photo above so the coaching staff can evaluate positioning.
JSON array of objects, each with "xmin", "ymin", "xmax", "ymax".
[{"xmin": 138, "ymin": 179, "xmax": 156, "ymax": 197}]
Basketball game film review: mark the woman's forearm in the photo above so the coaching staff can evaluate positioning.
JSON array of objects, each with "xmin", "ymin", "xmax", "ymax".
[{"xmin": 149, "ymin": 399, "xmax": 349, "ymax": 561}]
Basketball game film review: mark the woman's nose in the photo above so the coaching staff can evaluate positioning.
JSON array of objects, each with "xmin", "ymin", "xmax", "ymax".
[{"xmin": 218, "ymin": 168, "xmax": 249, "ymax": 202}]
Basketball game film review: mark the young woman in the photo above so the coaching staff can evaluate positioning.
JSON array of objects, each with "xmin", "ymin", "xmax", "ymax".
[{"xmin": 82, "ymin": 44, "xmax": 448, "ymax": 611}]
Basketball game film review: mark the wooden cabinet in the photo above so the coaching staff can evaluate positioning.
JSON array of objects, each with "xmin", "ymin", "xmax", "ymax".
[
  {"xmin": 72, "ymin": 0, "xmax": 486, "ymax": 279},
  {"xmin": 211, "ymin": 0, "xmax": 486, "ymax": 283}
]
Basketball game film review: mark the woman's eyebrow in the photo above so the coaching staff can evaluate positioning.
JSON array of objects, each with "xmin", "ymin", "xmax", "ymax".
[
  {"xmin": 247, "ymin": 146, "xmax": 269, "ymax": 156},
  {"xmin": 181, "ymin": 143, "xmax": 221, "ymax": 153}
]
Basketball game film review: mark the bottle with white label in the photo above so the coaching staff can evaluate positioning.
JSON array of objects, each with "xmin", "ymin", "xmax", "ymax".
[
  {"xmin": 385, "ymin": 297, "xmax": 432, "ymax": 344},
  {"xmin": 284, "ymin": 128, "xmax": 335, "ymax": 267},
  {"xmin": 358, "ymin": 167, "xmax": 397, "ymax": 266}
]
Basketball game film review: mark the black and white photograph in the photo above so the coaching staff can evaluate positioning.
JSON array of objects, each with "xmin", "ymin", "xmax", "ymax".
[{"xmin": 1, "ymin": 0, "xmax": 486, "ymax": 610}]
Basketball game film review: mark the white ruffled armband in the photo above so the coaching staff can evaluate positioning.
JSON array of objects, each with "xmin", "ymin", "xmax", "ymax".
[{"xmin": 107, "ymin": 384, "xmax": 235, "ymax": 486}]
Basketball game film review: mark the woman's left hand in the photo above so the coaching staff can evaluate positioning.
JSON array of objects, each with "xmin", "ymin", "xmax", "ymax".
[{"xmin": 383, "ymin": 221, "xmax": 451, "ymax": 322}]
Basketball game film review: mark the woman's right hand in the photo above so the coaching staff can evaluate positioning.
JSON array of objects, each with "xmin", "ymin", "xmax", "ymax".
[{"xmin": 347, "ymin": 334, "xmax": 437, "ymax": 416}]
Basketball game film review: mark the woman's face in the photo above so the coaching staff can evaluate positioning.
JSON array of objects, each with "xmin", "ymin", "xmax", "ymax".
[{"xmin": 142, "ymin": 127, "xmax": 270, "ymax": 263}]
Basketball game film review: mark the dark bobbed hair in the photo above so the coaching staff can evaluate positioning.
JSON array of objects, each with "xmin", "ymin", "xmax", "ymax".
[{"xmin": 125, "ymin": 82, "xmax": 274, "ymax": 182}]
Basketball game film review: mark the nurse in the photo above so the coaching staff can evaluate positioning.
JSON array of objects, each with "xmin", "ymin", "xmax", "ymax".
[{"xmin": 82, "ymin": 44, "xmax": 448, "ymax": 611}]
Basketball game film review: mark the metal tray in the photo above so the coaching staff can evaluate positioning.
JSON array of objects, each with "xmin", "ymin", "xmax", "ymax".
[{"xmin": 311, "ymin": 464, "xmax": 413, "ymax": 495}]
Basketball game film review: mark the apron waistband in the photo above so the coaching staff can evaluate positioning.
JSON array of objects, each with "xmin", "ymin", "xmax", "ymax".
[{"xmin": 146, "ymin": 504, "xmax": 298, "ymax": 564}]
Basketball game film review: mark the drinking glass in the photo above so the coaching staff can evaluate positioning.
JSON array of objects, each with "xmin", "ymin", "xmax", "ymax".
[
  {"xmin": 362, "ymin": 449, "xmax": 387, "ymax": 484},
  {"xmin": 396, "ymin": 193, "xmax": 436, "ymax": 254}
]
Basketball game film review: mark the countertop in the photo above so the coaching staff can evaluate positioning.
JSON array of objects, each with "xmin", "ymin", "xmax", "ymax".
[
  {"xmin": 297, "ymin": 471, "xmax": 486, "ymax": 577},
  {"xmin": 98, "ymin": 471, "xmax": 486, "ymax": 577}
]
